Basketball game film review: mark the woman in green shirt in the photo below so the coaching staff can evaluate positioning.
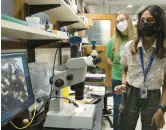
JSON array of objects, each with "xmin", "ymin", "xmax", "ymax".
[{"xmin": 105, "ymin": 12, "xmax": 136, "ymax": 130}]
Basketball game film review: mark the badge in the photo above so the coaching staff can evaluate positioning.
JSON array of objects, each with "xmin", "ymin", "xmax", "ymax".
[{"xmin": 139, "ymin": 85, "xmax": 148, "ymax": 99}]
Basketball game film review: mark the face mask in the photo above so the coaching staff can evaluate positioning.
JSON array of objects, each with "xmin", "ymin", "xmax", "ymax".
[
  {"xmin": 117, "ymin": 20, "xmax": 128, "ymax": 32},
  {"xmin": 139, "ymin": 22, "xmax": 157, "ymax": 37}
]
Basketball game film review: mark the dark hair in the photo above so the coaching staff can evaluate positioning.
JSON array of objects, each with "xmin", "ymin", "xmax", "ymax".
[{"xmin": 132, "ymin": 5, "xmax": 166, "ymax": 58}]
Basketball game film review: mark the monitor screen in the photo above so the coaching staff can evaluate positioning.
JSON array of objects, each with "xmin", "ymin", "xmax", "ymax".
[{"xmin": 1, "ymin": 52, "xmax": 34, "ymax": 126}]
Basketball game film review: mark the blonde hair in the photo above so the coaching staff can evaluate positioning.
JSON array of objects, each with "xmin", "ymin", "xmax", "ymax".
[{"xmin": 113, "ymin": 12, "xmax": 136, "ymax": 56}]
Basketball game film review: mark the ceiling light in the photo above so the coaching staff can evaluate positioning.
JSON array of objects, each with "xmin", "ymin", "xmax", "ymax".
[{"xmin": 127, "ymin": 4, "xmax": 133, "ymax": 8}]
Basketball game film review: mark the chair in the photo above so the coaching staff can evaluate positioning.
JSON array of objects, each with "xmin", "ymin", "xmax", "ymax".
[{"xmin": 103, "ymin": 87, "xmax": 113, "ymax": 128}]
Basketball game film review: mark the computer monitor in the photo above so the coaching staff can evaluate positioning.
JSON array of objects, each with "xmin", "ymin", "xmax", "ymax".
[{"xmin": 1, "ymin": 52, "xmax": 34, "ymax": 126}]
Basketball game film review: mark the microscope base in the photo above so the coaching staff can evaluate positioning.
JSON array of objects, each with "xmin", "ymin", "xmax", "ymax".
[{"xmin": 43, "ymin": 103, "xmax": 96, "ymax": 129}]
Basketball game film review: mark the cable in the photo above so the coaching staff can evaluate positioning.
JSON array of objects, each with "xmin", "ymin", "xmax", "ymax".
[
  {"xmin": 53, "ymin": 96, "xmax": 79, "ymax": 108},
  {"xmin": 48, "ymin": 40, "xmax": 63, "ymax": 106},
  {"xmin": 29, "ymin": 40, "xmax": 64, "ymax": 128},
  {"xmin": 28, "ymin": 119, "xmax": 43, "ymax": 128},
  {"xmin": 10, "ymin": 104, "xmax": 36, "ymax": 129},
  {"xmin": 36, "ymin": 97, "xmax": 50, "ymax": 115},
  {"xmin": 50, "ymin": 39, "xmax": 63, "ymax": 93},
  {"xmin": 51, "ymin": 47, "xmax": 59, "ymax": 92}
]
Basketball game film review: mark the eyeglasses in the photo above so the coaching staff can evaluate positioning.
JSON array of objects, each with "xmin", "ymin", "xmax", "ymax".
[
  {"xmin": 140, "ymin": 17, "xmax": 155, "ymax": 23},
  {"xmin": 116, "ymin": 18, "xmax": 126, "ymax": 24}
]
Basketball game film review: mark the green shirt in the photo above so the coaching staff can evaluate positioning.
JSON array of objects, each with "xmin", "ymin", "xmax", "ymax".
[{"xmin": 105, "ymin": 35, "xmax": 128, "ymax": 80}]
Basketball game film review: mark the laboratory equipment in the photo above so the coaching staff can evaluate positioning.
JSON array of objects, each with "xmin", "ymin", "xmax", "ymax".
[{"xmin": 43, "ymin": 55, "xmax": 101, "ymax": 129}]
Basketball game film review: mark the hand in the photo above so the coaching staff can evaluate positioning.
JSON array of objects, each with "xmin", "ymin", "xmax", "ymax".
[
  {"xmin": 104, "ymin": 79, "xmax": 112, "ymax": 87},
  {"xmin": 152, "ymin": 108, "xmax": 165, "ymax": 129},
  {"xmin": 114, "ymin": 84, "xmax": 127, "ymax": 95}
]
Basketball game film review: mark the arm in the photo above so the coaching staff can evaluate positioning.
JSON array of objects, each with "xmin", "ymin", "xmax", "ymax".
[
  {"xmin": 161, "ymin": 74, "xmax": 166, "ymax": 106},
  {"xmin": 104, "ymin": 58, "xmax": 112, "ymax": 86},
  {"xmin": 114, "ymin": 44, "xmax": 128, "ymax": 94},
  {"xmin": 107, "ymin": 58, "xmax": 112, "ymax": 65},
  {"xmin": 152, "ymin": 74, "xmax": 166, "ymax": 128},
  {"xmin": 105, "ymin": 58, "xmax": 112, "ymax": 80},
  {"xmin": 114, "ymin": 66, "xmax": 128, "ymax": 94},
  {"xmin": 122, "ymin": 65, "xmax": 128, "ymax": 84},
  {"xmin": 104, "ymin": 39, "xmax": 114, "ymax": 86},
  {"xmin": 121, "ymin": 42, "xmax": 128, "ymax": 85}
]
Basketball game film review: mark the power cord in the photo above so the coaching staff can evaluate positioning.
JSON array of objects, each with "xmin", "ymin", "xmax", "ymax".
[
  {"xmin": 10, "ymin": 104, "xmax": 36, "ymax": 129},
  {"xmin": 48, "ymin": 40, "xmax": 63, "ymax": 110},
  {"xmin": 51, "ymin": 47, "xmax": 59, "ymax": 92},
  {"xmin": 52, "ymin": 96, "xmax": 79, "ymax": 108}
]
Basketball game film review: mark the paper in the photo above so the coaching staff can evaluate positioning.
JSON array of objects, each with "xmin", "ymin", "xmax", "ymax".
[
  {"xmin": 74, "ymin": 106, "xmax": 85, "ymax": 113},
  {"xmin": 86, "ymin": 73, "xmax": 106, "ymax": 78},
  {"xmin": 85, "ymin": 85, "xmax": 105, "ymax": 96},
  {"xmin": 71, "ymin": 105, "xmax": 86, "ymax": 116}
]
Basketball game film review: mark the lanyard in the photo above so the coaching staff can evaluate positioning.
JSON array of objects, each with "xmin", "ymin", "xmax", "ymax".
[{"xmin": 139, "ymin": 47, "xmax": 155, "ymax": 83}]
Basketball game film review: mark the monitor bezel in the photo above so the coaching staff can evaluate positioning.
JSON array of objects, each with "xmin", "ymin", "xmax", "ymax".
[{"xmin": 1, "ymin": 52, "xmax": 35, "ymax": 126}]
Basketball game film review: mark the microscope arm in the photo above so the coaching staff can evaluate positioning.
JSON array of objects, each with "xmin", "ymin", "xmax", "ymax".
[{"xmin": 50, "ymin": 56, "xmax": 101, "ymax": 90}]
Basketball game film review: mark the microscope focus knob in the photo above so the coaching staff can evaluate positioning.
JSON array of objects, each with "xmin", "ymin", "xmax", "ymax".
[
  {"xmin": 55, "ymin": 79, "xmax": 64, "ymax": 88},
  {"xmin": 66, "ymin": 74, "xmax": 73, "ymax": 80}
]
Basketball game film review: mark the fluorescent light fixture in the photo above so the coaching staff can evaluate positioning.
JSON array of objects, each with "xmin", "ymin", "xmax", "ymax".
[{"xmin": 127, "ymin": 4, "xmax": 133, "ymax": 8}]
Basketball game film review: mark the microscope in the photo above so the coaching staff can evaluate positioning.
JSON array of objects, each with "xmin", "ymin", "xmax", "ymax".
[{"xmin": 43, "ymin": 55, "xmax": 101, "ymax": 129}]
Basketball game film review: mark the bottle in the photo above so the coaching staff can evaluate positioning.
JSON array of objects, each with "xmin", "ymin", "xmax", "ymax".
[
  {"xmin": 62, "ymin": 86, "xmax": 69, "ymax": 102},
  {"xmin": 91, "ymin": 41, "xmax": 98, "ymax": 57}
]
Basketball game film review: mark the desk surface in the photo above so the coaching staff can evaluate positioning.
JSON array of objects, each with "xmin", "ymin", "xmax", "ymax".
[{"xmin": 2, "ymin": 97, "xmax": 104, "ymax": 130}]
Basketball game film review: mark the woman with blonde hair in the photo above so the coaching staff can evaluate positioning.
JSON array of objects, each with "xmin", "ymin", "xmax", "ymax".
[{"xmin": 105, "ymin": 11, "xmax": 136, "ymax": 130}]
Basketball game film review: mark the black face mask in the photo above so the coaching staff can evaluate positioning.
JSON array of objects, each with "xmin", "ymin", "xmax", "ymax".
[{"xmin": 139, "ymin": 22, "xmax": 157, "ymax": 37}]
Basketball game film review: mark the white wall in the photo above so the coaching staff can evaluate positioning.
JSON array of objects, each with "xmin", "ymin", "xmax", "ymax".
[
  {"xmin": 1, "ymin": 0, "xmax": 14, "ymax": 16},
  {"xmin": 35, "ymin": 48, "xmax": 70, "ymax": 68},
  {"xmin": 2, "ymin": 48, "xmax": 71, "ymax": 68}
]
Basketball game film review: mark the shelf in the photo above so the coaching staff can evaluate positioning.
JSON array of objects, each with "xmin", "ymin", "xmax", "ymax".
[
  {"xmin": 1, "ymin": 19, "xmax": 68, "ymax": 40},
  {"xmin": 1, "ymin": 39, "xmax": 69, "ymax": 49},
  {"xmin": 24, "ymin": 0, "xmax": 88, "ymax": 29}
]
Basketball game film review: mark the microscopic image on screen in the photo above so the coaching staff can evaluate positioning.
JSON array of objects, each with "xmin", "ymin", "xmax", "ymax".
[{"xmin": 1, "ymin": 57, "xmax": 29, "ymax": 118}]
